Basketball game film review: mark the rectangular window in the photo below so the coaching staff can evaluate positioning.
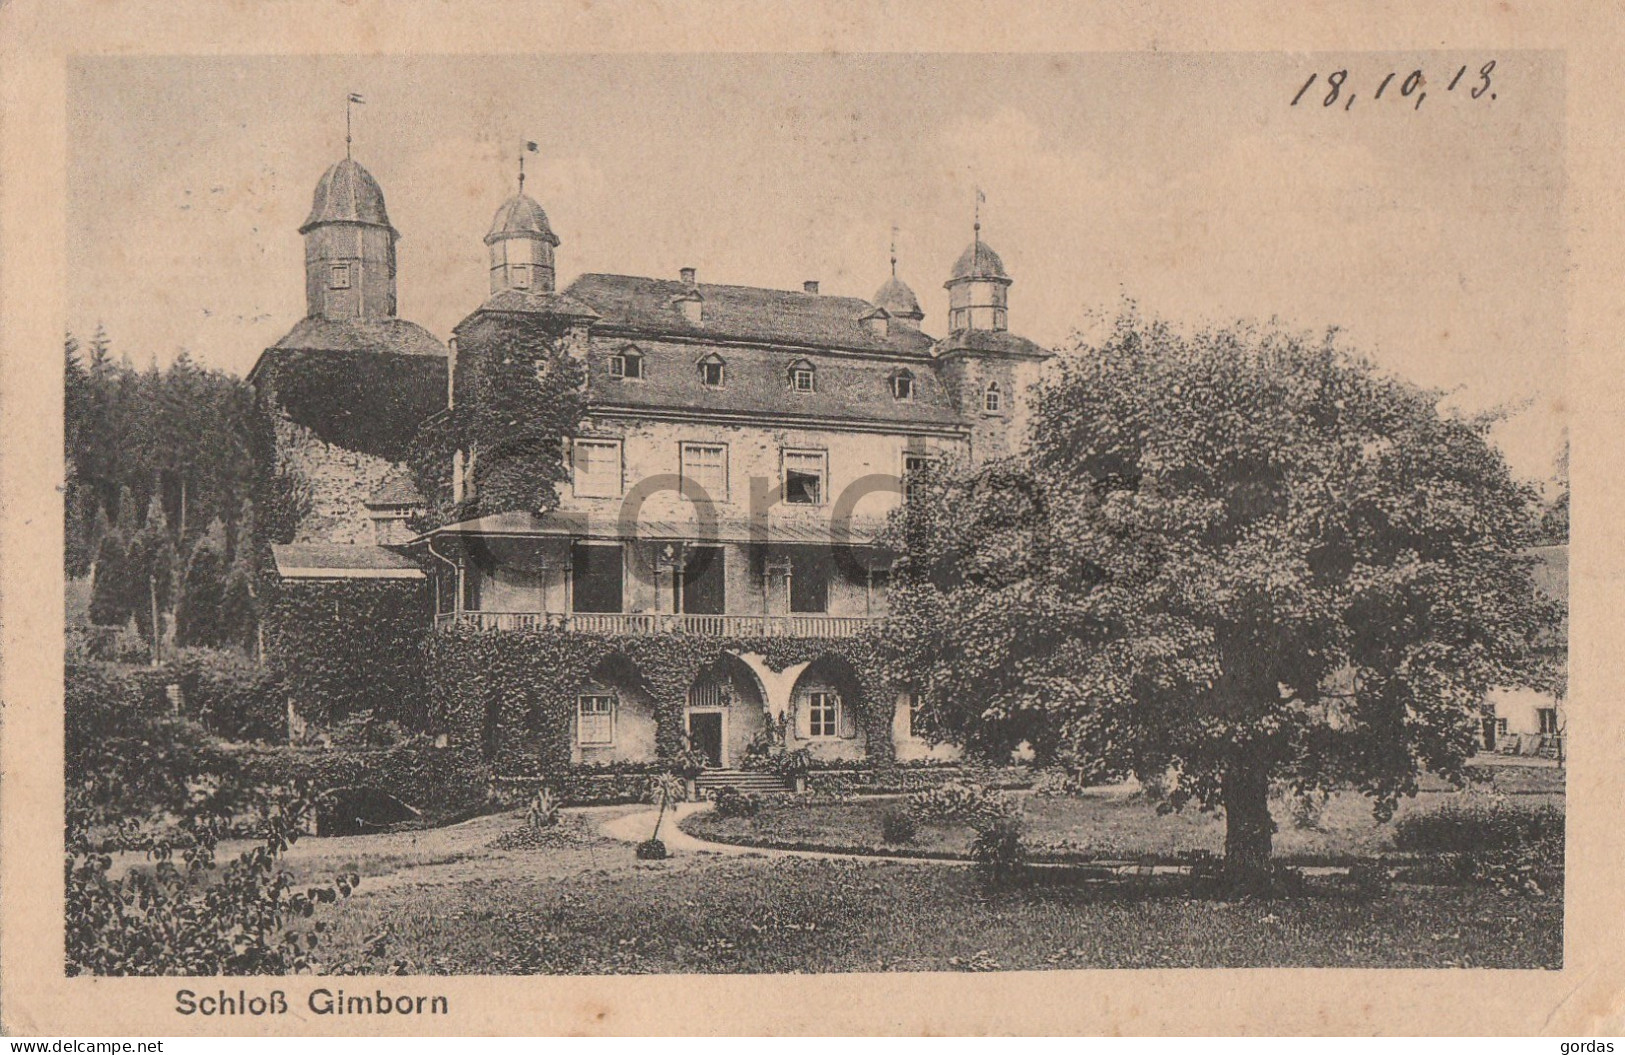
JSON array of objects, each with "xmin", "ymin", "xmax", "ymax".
[
  {"xmin": 578, "ymin": 695, "xmax": 615, "ymax": 746},
  {"xmin": 807, "ymin": 692, "xmax": 839, "ymax": 739},
  {"xmin": 571, "ymin": 542, "xmax": 624, "ymax": 613},
  {"xmin": 783, "ymin": 449, "xmax": 827, "ymax": 505},
  {"xmin": 680, "ymin": 443, "xmax": 728, "ymax": 502},
  {"xmin": 1496, "ymin": 717, "xmax": 1509, "ymax": 736},
  {"xmin": 572, "ymin": 438, "xmax": 623, "ymax": 498},
  {"xmin": 901, "ymin": 692, "xmax": 918, "ymax": 739},
  {"xmin": 903, "ymin": 452, "xmax": 938, "ymax": 502},
  {"xmin": 329, "ymin": 263, "xmax": 351, "ymax": 289},
  {"xmin": 610, "ymin": 353, "xmax": 643, "ymax": 380},
  {"xmin": 700, "ymin": 360, "xmax": 725, "ymax": 387},
  {"xmin": 1538, "ymin": 708, "xmax": 1559, "ymax": 734},
  {"xmin": 792, "ymin": 368, "xmax": 815, "ymax": 392}
]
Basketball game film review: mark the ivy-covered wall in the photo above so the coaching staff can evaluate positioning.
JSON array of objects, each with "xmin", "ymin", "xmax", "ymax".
[
  {"xmin": 261, "ymin": 577, "xmax": 432, "ymax": 727},
  {"xmin": 422, "ymin": 626, "xmax": 900, "ymax": 773}
]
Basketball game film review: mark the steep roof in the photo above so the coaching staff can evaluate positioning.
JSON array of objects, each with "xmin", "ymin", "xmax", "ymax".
[
  {"xmin": 366, "ymin": 467, "xmax": 426, "ymax": 508},
  {"xmin": 564, "ymin": 273, "xmax": 937, "ymax": 356},
  {"xmin": 585, "ymin": 335, "xmax": 963, "ymax": 430},
  {"xmin": 485, "ymin": 192, "xmax": 560, "ymax": 247},
  {"xmin": 300, "ymin": 159, "xmax": 394, "ymax": 234},
  {"xmin": 933, "ymin": 328, "xmax": 1049, "ymax": 360},
  {"xmin": 269, "ymin": 317, "xmax": 447, "ymax": 358},
  {"xmin": 455, "ymin": 290, "xmax": 601, "ymax": 327}
]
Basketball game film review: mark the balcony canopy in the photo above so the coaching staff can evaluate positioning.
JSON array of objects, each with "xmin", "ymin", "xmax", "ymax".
[{"xmin": 416, "ymin": 509, "xmax": 890, "ymax": 548}]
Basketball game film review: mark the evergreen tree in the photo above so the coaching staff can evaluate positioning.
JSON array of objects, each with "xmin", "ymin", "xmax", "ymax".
[
  {"xmin": 175, "ymin": 519, "xmax": 229, "ymax": 648},
  {"xmin": 87, "ymin": 527, "xmax": 132, "ymax": 627},
  {"xmin": 128, "ymin": 495, "xmax": 178, "ymax": 661}
]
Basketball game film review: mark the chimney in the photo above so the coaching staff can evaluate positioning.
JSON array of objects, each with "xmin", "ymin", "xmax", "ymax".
[
  {"xmin": 803, "ymin": 280, "xmax": 820, "ymax": 295},
  {"xmin": 680, "ymin": 267, "xmax": 697, "ymax": 286}
]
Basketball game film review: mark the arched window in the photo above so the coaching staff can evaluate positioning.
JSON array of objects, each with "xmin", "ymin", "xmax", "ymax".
[
  {"xmin": 890, "ymin": 369, "xmax": 915, "ymax": 402},
  {"xmin": 983, "ymin": 381, "xmax": 1003, "ymax": 414},
  {"xmin": 697, "ymin": 352, "xmax": 726, "ymax": 388},
  {"xmin": 609, "ymin": 345, "xmax": 644, "ymax": 380},
  {"xmin": 789, "ymin": 359, "xmax": 816, "ymax": 393}
]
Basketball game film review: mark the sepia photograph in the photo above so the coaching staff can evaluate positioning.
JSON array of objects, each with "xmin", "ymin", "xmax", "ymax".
[{"xmin": 51, "ymin": 50, "xmax": 1571, "ymax": 983}]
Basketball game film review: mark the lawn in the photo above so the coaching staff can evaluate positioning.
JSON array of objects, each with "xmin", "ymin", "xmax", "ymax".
[
  {"xmin": 312, "ymin": 846, "xmax": 1561, "ymax": 972},
  {"xmin": 682, "ymin": 767, "xmax": 1565, "ymax": 865}
]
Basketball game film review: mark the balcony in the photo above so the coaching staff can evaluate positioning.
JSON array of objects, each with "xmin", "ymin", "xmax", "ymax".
[{"xmin": 434, "ymin": 611, "xmax": 881, "ymax": 639}]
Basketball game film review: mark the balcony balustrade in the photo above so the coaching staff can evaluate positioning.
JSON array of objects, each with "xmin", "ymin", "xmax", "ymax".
[{"xmin": 434, "ymin": 610, "xmax": 880, "ymax": 639}]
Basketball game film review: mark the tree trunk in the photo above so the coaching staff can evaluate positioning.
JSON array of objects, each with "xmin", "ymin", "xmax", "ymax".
[
  {"xmin": 1222, "ymin": 760, "xmax": 1274, "ymax": 885},
  {"xmin": 149, "ymin": 575, "xmax": 161, "ymax": 666}
]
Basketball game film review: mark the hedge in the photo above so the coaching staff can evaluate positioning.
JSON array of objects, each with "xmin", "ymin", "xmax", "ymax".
[
  {"xmin": 806, "ymin": 763, "xmax": 1035, "ymax": 796},
  {"xmin": 227, "ymin": 741, "xmax": 489, "ymax": 828},
  {"xmin": 422, "ymin": 625, "xmax": 902, "ymax": 772},
  {"xmin": 261, "ymin": 577, "xmax": 430, "ymax": 727}
]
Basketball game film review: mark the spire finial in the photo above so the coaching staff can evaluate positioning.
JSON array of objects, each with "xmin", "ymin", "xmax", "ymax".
[
  {"xmin": 890, "ymin": 224, "xmax": 899, "ymax": 278},
  {"xmin": 520, "ymin": 140, "xmax": 539, "ymax": 193},
  {"xmin": 345, "ymin": 93, "xmax": 364, "ymax": 160},
  {"xmin": 974, "ymin": 185, "xmax": 986, "ymax": 242}
]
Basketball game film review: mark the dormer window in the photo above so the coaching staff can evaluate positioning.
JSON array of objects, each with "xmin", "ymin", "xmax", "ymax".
[
  {"xmin": 609, "ymin": 346, "xmax": 644, "ymax": 380},
  {"xmin": 983, "ymin": 381, "xmax": 1004, "ymax": 415},
  {"xmin": 698, "ymin": 353, "xmax": 726, "ymax": 388},
  {"xmin": 789, "ymin": 359, "xmax": 816, "ymax": 393},
  {"xmin": 890, "ymin": 369, "xmax": 915, "ymax": 402},
  {"xmin": 329, "ymin": 263, "xmax": 351, "ymax": 290}
]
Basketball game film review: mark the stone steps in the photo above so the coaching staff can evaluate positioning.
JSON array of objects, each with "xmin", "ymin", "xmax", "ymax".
[{"xmin": 695, "ymin": 769, "xmax": 790, "ymax": 793}]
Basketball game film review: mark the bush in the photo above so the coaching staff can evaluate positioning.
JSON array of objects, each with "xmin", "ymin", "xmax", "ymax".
[
  {"xmin": 713, "ymin": 785, "xmax": 760, "ymax": 819},
  {"xmin": 1392, "ymin": 802, "xmax": 1564, "ymax": 854},
  {"xmin": 1393, "ymin": 800, "xmax": 1564, "ymax": 897},
  {"xmin": 969, "ymin": 816, "xmax": 1026, "ymax": 883},
  {"xmin": 171, "ymin": 647, "xmax": 286, "ymax": 743},
  {"xmin": 907, "ymin": 782, "xmax": 1018, "ymax": 825},
  {"xmin": 635, "ymin": 838, "xmax": 668, "ymax": 860},
  {"xmin": 880, "ymin": 808, "xmax": 918, "ymax": 844}
]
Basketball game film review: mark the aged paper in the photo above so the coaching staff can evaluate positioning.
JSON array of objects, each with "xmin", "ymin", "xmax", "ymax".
[{"xmin": 3, "ymin": 0, "xmax": 1623, "ymax": 1037}]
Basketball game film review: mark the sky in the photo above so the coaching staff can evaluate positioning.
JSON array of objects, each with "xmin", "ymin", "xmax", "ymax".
[{"xmin": 67, "ymin": 53, "xmax": 1565, "ymax": 482}]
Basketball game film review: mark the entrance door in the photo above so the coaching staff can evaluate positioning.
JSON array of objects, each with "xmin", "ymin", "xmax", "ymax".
[{"xmin": 687, "ymin": 711, "xmax": 724, "ymax": 767}]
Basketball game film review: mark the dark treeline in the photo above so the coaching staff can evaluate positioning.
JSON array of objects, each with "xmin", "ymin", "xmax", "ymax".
[{"xmin": 66, "ymin": 327, "xmax": 262, "ymax": 653}]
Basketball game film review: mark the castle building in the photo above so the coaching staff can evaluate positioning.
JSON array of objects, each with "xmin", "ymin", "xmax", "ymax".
[{"xmin": 255, "ymin": 146, "xmax": 1049, "ymax": 778}]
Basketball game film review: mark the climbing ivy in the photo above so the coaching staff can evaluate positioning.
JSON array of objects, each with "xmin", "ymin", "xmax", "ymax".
[
  {"xmin": 260, "ymin": 578, "xmax": 431, "ymax": 728},
  {"xmin": 422, "ymin": 626, "xmax": 898, "ymax": 772}
]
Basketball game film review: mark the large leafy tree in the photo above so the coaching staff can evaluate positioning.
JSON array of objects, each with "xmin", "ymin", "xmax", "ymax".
[{"xmin": 888, "ymin": 315, "xmax": 1556, "ymax": 878}]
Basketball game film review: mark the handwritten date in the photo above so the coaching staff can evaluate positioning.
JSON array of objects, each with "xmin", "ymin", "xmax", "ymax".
[{"xmin": 1291, "ymin": 61, "xmax": 1497, "ymax": 112}]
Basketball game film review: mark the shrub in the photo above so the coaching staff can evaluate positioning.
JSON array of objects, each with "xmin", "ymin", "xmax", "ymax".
[
  {"xmin": 969, "ymin": 816, "xmax": 1026, "ymax": 883},
  {"xmin": 907, "ymin": 782, "xmax": 1017, "ymax": 825},
  {"xmin": 880, "ymin": 807, "xmax": 918, "ymax": 844},
  {"xmin": 769, "ymin": 747, "xmax": 814, "ymax": 780},
  {"xmin": 713, "ymin": 785, "xmax": 760, "ymax": 819},
  {"xmin": 1392, "ymin": 802, "xmax": 1564, "ymax": 854},
  {"xmin": 670, "ymin": 747, "xmax": 711, "ymax": 781},
  {"xmin": 171, "ymin": 647, "xmax": 286, "ymax": 743},
  {"xmin": 635, "ymin": 838, "xmax": 668, "ymax": 860}
]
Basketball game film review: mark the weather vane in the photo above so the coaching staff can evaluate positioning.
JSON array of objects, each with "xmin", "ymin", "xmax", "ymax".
[
  {"xmin": 520, "ymin": 140, "xmax": 539, "ymax": 192},
  {"xmin": 344, "ymin": 93, "xmax": 365, "ymax": 159}
]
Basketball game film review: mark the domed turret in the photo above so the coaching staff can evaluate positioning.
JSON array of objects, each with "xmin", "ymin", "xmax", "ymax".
[
  {"xmin": 944, "ymin": 224, "xmax": 1011, "ymax": 333},
  {"xmin": 486, "ymin": 191, "xmax": 560, "ymax": 294},
  {"xmin": 299, "ymin": 158, "xmax": 398, "ymax": 322},
  {"xmin": 873, "ymin": 275, "xmax": 924, "ymax": 328}
]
